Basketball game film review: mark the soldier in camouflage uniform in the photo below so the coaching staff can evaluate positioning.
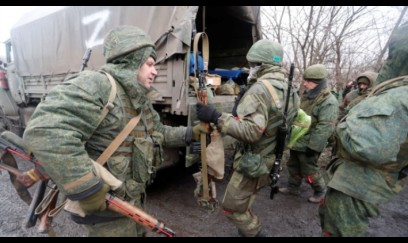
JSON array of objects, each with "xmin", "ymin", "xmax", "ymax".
[
  {"xmin": 23, "ymin": 26, "xmax": 207, "ymax": 237},
  {"xmin": 338, "ymin": 71, "xmax": 378, "ymax": 119},
  {"xmin": 279, "ymin": 64, "xmax": 339, "ymax": 203},
  {"xmin": 319, "ymin": 21, "xmax": 408, "ymax": 237},
  {"xmin": 196, "ymin": 39, "xmax": 300, "ymax": 237}
]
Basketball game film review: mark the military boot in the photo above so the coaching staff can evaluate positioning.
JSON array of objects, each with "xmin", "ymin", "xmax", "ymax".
[
  {"xmin": 278, "ymin": 184, "xmax": 300, "ymax": 196},
  {"xmin": 238, "ymin": 228, "xmax": 269, "ymax": 237},
  {"xmin": 308, "ymin": 188, "xmax": 326, "ymax": 204}
]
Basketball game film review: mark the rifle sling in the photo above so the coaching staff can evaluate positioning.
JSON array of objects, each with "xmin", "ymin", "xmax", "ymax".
[
  {"xmin": 97, "ymin": 72, "xmax": 141, "ymax": 166},
  {"xmin": 43, "ymin": 72, "xmax": 141, "ymax": 219},
  {"xmin": 193, "ymin": 32, "xmax": 209, "ymax": 76},
  {"xmin": 261, "ymin": 80, "xmax": 282, "ymax": 111},
  {"xmin": 193, "ymin": 32, "xmax": 211, "ymax": 201},
  {"xmin": 259, "ymin": 80, "xmax": 283, "ymax": 157}
]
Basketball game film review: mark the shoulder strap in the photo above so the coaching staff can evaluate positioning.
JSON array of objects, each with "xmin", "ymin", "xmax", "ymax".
[
  {"xmin": 98, "ymin": 71, "xmax": 117, "ymax": 126},
  {"xmin": 261, "ymin": 79, "xmax": 282, "ymax": 110},
  {"xmin": 96, "ymin": 71, "xmax": 141, "ymax": 166},
  {"xmin": 193, "ymin": 32, "xmax": 209, "ymax": 78},
  {"xmin": 368, "ymin": 75, "xmax": 408, "ymax": 97},
  {"xmin": 96, "ymin": 114, "xmax": 141, "ymax": 166}
]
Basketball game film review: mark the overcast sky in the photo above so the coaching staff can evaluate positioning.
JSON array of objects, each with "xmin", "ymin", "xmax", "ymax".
[{"xmin": 0, "ymin": 6, "xmax": 41, "ymax": 58}]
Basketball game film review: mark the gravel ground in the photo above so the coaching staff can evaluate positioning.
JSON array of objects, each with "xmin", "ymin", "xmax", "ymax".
[{"xmin": 1, "ymin": 148, "xmax": 407, "ymax": 237}]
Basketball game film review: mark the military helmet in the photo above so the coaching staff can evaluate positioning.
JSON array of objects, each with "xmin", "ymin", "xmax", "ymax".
[
  {"xmin": 246, "ymin": 39, "xmax": 283, "ymax": 66},
  {"xmin": 103, "ymin": 25, "xmax": 155, "ymax": 62},
  {"xmin": 303, "ymin": 64, "xmax": 328, "ymax": 81}
]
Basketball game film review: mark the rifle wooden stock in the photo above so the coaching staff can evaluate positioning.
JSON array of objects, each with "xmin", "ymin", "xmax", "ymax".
[
  {"xmin": 197, "ymin": 79, "xmax": 210, "ymax": 201},
  {"xmin": 0, "ymin": 149, "xmax": 33, "ymax": 205},
  {"xmin": 105, "ymin": 193, "xmax": 176, "ymax": 237},
  {"xmin": 0, "ymin": 163, "xmax": 38, "ymax": 188}
]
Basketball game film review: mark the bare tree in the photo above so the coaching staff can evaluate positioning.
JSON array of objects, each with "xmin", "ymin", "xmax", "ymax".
[
  {"xmin": 261, "ymin": 6, "xmax": 408, "ymax": 92},
  {"xmin": 374, "ymin": 6, "xmax": 407, "ymax": 70}
]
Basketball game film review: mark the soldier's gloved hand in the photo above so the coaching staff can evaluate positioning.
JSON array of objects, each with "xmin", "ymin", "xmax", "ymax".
[
  {"xmin": 196, "ymin": 102, "xmax": 221, "ymax": 124},
  {"xmin": 192, "ymin": 123, "xmax": 211, "ymax": 142},
  {"xmin": 79, "ymin": 183, "xmax": 110, "ymax": 215},
  {"xmin": 305, "ymin": 147, "xmax": 317, "ymax": 157}
]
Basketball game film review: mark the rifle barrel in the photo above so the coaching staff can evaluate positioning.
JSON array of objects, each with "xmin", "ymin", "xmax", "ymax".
[
  {"xmin": 270, "ymin": 62, "xmax": 295, "ymax": 200},
  {"xmin": 80, "ymin": 48, "xmax": 92, "ymax": 72}
]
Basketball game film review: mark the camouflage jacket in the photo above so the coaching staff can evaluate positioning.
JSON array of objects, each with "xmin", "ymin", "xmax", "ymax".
[
  {"xmin": 328, "ymin": 77, "xmax": 408, "ymax": 205},
  {"xmin": 292, "ymin": 86, "xmax": 338, "ymax": 152},
  {"xmin": 217, "ymin": 68, "xmax": 300, "ymax": 160},
  {"xmin": 23, "ymin": 64, "xmax": 187, "ymax": 200}
]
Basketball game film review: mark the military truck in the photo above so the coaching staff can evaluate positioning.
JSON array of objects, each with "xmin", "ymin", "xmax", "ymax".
[{"xmin": 0, "ymin": 6, "xmax": 262, "ymax": 168}]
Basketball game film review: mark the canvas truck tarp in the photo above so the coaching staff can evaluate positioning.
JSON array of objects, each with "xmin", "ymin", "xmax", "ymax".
[
  {"xmin": 10, "ymin": 6, "xmax": 261, "ymax": 77},
  {"xmin": 10, "ymin": 6, "xmax": 198, "ymax": 76}
]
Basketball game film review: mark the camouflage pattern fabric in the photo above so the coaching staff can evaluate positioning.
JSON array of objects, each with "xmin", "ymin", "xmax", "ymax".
[
  {"xmin": 286, "ymin": 82, "xmax": 338, "ymax": 193},
  {"xmin": 339, "ymin": 88, "xmax": 357, "ymax": 111},
  {"xmin": 86, "ymin": 216, "xmax": 146, "ymax": 237},
  {"xmin": 320, "ymin": 21, "xmax": 408, "ymax": 237},
  {"xmin": 23, "ymin": 26, "xmax": 187, "ymax": 236},
  {"xmin": 328, "ymin": 81, "xmax": 408, "ymax": 204},
  {"xmin": 375, "ymin": 21, "xmax": 408, "ymax": 85},
  {"xmin": 246, "ymin": 39, "xmax": 283, "ymax": 66},
  {"xmin": 103, "ymin": 25, "xmax": 156, "ymax": 62},
  {"xmin": 286, "ymin": 150, "xmax": 325, "ymax": 191},
  {"xmin": 303, "ymin": 64, "xmax": 328, "ymax": 81},
  {"xmin": 292, "ymin": 86, "xmax": 338, "ymax": 153},
  {"xmin": 338, "ymin": 71, "xmax": 378, "ymax": 120},
  {"xmin": 217, "ymin": 62, "xmax": 300, "ymax": 236},
  {"xmin": 318, "ymin": 188, "xmax": 379, "ymax": 237}
]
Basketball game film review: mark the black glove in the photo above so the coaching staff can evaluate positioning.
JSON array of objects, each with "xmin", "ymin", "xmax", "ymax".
[
  {"xmin": 196, "ymin": 103, "xmax": 221, "ymax": 124},
  {"xmin": 305, "ymin": 147, "xmax": 317, "ymax": 157}
]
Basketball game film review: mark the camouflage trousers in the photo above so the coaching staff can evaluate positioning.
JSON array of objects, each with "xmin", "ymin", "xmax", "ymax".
[
  {"xmin": 287, "ymin": 150, "xmax": 326, "ymax": 191},
  {"xmin": 221, "ymin": 169, "xmax": 270, "ymax": 236},
  {"xmin": 318, "ymin": 188, "xmax": 379, "ymax": 237}
]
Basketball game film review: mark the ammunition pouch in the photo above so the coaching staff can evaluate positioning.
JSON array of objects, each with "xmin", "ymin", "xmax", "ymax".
[
  {"xmin": 132, "ymin": 132, "xmax": 163, "ymax": 185},
  {"xmin": 235, "ymin": 150, "xmax": 269, "ymax": 178}
]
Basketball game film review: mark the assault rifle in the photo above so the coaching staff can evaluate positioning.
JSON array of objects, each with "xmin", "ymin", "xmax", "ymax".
[
  {"xmin": 0, "ymin": 132, "xmax": 52, "ymax": 232},
  {"xmin": 269, "ymin": 63, "xmax": 295, "ymax": 199},
  {"xmin": 192, "ymin": 32, "xmax": 217, "ymax": 211},
  {"xmin": 0, "ymin": 132, "xmax": 175, "ymax": 237}
]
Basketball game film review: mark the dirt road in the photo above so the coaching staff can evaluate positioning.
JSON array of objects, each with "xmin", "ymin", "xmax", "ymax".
[{"xmin": 1, "ymin": 148, "xmax": 407, "ymax": 237}]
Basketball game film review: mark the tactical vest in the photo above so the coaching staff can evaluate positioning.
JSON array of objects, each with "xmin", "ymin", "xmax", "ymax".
[
  {"xmin": 102, "ymin": 81, "xmax": 163, "ymax": 202},
  {"xmin": 247, "ymin": 77, "xmax": 298, "ymax": 156},
  {"xmin": 300, "ymin": 87, "xmax": 331, "ymax": 129}
]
